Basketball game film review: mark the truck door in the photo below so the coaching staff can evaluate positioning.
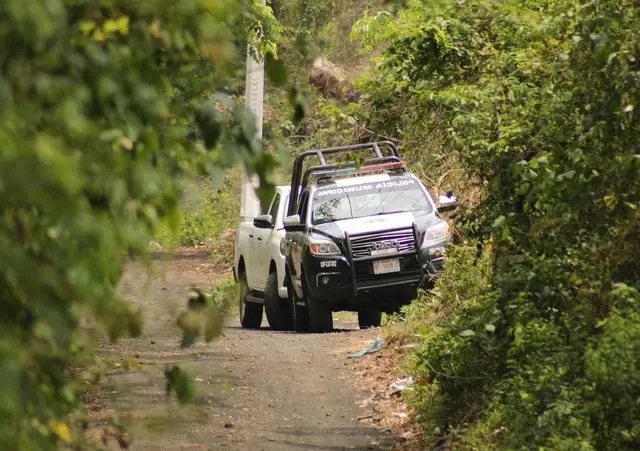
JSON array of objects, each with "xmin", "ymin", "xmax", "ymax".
[
  {"xmin": 246, "ymin": 195, "xmax": 273, "ymax": 290},
  {"xmin": 252, "ymin": 192, "xmax": 281, "ymax": 290},
  {"xmin": 292, "ymin": 191, "xmax": 309, "ymax": 291}
]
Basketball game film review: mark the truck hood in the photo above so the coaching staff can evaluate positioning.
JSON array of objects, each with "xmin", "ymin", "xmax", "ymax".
[{"xmin": 312, "ymin": 212, "xmax": 418, "ymax": 239}]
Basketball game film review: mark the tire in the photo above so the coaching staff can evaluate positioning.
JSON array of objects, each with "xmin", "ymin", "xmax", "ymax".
[
  {"xmin": 358, "ymin": 309, "xmax": 382, "ymax": 329},
  {"xmin": 287, "ymin": 273, "xmax": 309, "ymax": 332},
  {"xmin": 307, "ymin": 292, "xmax": 333, "ymax": 333},
  {"xmin": 238, "ymin": 272, "xmax": 263, "ymax": 329},
  {"xmin": 264, "ymin": 271, "xmax": 293, "ymax": 330}
]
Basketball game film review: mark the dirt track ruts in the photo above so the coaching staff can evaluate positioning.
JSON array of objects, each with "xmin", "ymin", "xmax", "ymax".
[{"xmin": 88, "ymin": 253, "xmax": 396, "ymax": 450}]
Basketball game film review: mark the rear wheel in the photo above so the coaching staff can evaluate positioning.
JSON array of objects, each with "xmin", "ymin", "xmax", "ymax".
[
  {"xmin": 238, "ymin": 272, "xmax": 263, "ymax": 329},
  {"xmin": 358, "ymin": 309, "xmax": 382, "ymax": 329},
  {"xmin": 264, "ymin": 271, "xmax": 293, "ymax": 330}
]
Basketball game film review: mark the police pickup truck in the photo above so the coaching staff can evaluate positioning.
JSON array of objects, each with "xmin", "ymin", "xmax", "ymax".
[{"xmin": 280, "ymin": 142, "xmax": 457, "ymax": 332}]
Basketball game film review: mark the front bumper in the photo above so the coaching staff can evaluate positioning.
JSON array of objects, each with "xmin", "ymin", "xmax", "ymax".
[
  {"xmin": 419, "ymin": 241, "xmax": 448, "ymax": 278},
  {"xmin": 304, "ymin": 225, "xmax": 447, "ymax": 305}
]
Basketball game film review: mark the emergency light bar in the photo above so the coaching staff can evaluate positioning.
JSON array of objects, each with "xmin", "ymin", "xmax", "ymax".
[
  {"xmin": 312, "ymin": 161, "xmax": 406, "ymax": 181},
  {"xmin": 312, "ymin": 166, "xmax": 358, "ymax": 179},
  {"xmin": 360, "ymin": 161, "xmax": 406, "ymax": 171}
]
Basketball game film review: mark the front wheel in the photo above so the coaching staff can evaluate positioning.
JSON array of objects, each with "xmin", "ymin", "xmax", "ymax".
[
  {"xmin": 238, "ymin": 272, "xmax": 263, "ymax": 329},
  {"xmin": 358, "ymin": 309, "xmax": 382, "ymax": 329},
  {"xmin": 287, "ymin": 274, "xmax": 309, "ymax": 332},
  {"xmin": 308, "ymin": 292, "xmax": 333, "ymax": 333}
]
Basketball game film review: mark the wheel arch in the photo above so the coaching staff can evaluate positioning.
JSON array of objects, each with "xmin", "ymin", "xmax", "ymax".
[
  {"xmin": 300, "ymin": 266, "xmax": 309, "ymax": 298},
  {"xmin": 284, "ymin": 263, "xmax": 291, "ymax": 285},
  {"xmin": 237, "ymin": 256, "xmax": 246, "ymax": 277},
  {"xmin": 284, "ymin": 263, "xmax": 306, "ymax": 300}
]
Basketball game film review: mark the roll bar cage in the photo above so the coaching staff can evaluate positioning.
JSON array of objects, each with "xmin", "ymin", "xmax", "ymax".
[{"xmin": 285, "ymin": 141, "xmax": 405, "ymax": 217}]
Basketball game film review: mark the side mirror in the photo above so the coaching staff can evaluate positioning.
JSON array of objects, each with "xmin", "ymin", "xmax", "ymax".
[
  {"xmin": 253, "ymin": 214, "xmax": 273, "ymax": 229},
  {"xmin": 283, "ymin": 214, "xmax": 303, "ymax": 232},
  {"xmin": 437, "ymin": 193, "xmax": 458, "ymax": 213}
]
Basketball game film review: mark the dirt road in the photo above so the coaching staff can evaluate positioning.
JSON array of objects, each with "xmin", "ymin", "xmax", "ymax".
[{"xmin": 89, "ymin": 253, "xmax": 397, "ymax": 450}]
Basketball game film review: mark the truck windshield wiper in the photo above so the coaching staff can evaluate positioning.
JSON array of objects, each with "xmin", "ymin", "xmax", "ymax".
[
  {"xmin": 374, "ymin": 210, "xmax": 405, "ymax": 216},
  {"xmin": 315, "ymin": 217, "xmax": 344, "ymax": 225}
]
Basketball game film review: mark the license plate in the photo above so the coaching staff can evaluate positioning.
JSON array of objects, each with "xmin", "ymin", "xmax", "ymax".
[
  {"xmin": 373, "ymin": 259, "xmax": 400, "ymax": 275},
  {"xmin": 371, "ymin": 248, "xmax": 398, "ymax": 256}
]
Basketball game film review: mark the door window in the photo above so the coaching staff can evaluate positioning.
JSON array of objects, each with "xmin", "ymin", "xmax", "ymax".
[
  {"xmin": 268, "ymin": 193, "xmax": 280, "ymax": 220},
  {"xmin": 298, "ymin": 191, "xmax": 309, "ymax": 224},
  {"xmin": 261, "ymin": 194, "xmax": 273, "ymax": 215}
]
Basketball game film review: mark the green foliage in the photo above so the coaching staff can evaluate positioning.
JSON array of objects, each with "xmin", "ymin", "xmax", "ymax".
[
  {"xmin": 273, "ymin": 0, "xmax": 336, "ymax": 70},
  {"xmin": 0, "ymin": 0, "xmax": 289, "ymax": 449},
  {"xmin": 397, "ymin": 246, "xmax": 498, "ymax": 438},
  {"xmin": 265, "ymin": 0, "xmax": 385, "ymax": 161},
  {"xmin": 178, "ymin": 279, "xmax": 238, "ymax": 349},
  {"xmin": 177, "ymin": 189, "xmax": 237, "ymax": 248},
  {"xmin": 170, "ymin": 279, "xmax": 238, "ymax": 404},
  {"xmin": 357, "ymin": 0, "xmax": 640, "ymax": 448},
  {"xmin": 156, "ymin": 174, "xmax": 240, "ymax": 248},
  {"xmin": 164, "ymin": 365, "xmax": 196, "ymax": 405}
]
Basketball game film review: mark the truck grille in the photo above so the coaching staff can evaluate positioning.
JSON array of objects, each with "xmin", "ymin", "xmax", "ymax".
[{"xmin": 349, "ymin": 228, "xmax": 416, "ymax": 259}]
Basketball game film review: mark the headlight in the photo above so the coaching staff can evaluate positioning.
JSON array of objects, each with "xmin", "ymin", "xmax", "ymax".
[
  {"xmin": 310, "ymin": 240, "xmax": 341, "ymax": 256},
  {"xmin": 279, "ymin": 238, "xmax": 286, "ymax": 256},
  {"xmin": 422, "ymin": 222, "xmax": 451, "ymax": 246}
]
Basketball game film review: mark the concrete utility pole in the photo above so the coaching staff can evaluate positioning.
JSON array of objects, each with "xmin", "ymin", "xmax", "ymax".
[{"xmin": 240, "ymin": 2, "xmax": 266, "ymax": 223}]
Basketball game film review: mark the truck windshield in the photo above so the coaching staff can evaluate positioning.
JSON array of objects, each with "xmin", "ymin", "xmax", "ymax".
[{"xmin": 312, "ymin": 178, "xmax": 433, "ymax": 224}]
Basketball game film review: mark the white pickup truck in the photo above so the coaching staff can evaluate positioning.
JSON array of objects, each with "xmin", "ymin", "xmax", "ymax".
[{"xmin": 233, "ymin": 186, "xmax": 293, "ymax": 330}]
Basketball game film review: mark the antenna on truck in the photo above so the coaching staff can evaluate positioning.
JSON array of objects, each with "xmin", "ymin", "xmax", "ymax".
[{"xmin": 286, "ymin": 141, "xmax": 404, "ymax": 217}]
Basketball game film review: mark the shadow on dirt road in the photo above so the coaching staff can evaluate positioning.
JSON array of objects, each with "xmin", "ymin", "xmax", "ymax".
[{"xmin": 88, "ymin": 257, "xmax": 396, "ymax": 450}]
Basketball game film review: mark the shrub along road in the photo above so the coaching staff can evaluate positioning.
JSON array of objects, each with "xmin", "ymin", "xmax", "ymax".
[{"xmin": 87, "ymin": 253, "xmax": 396, "ymax": 450}]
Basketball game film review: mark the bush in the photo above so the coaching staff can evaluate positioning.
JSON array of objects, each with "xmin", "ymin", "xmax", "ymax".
[
  {"xmin": 156, "ymin": 173, "xmax": 241, "ymax": 248},
  {"xmin": 176, "ymin": 278, "xmax": 238, "ymax": 349},
  {"xmin": 355, "ymin": 0, "xmax": 640, "ymax": 448},
  {"xmin": 0, "ymin": 1, "xmax": 286, "ymax": 448},
  {"xmin": 397, "ymin": 245, "xmax": 499, "ymax": 443}
]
